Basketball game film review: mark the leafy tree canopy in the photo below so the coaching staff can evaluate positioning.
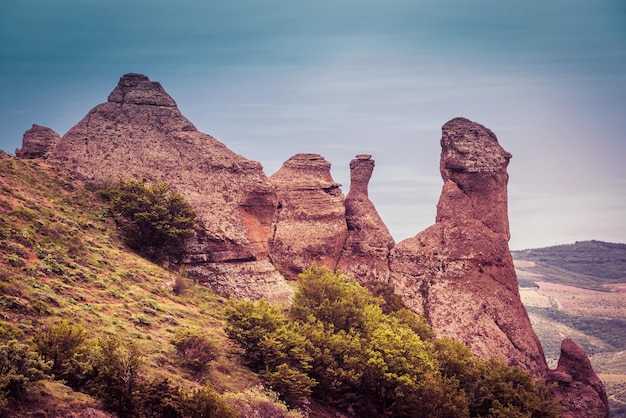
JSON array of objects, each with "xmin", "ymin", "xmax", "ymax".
[
  {"xmin": 99, "ymin": 179, "xmax": 196, "ymax": 261},
  {"xmin": 225, "ymin": 266, "xmax": 561, "ymax": 418}
]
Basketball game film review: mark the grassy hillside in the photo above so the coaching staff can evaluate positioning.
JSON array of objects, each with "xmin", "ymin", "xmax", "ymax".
[
  {"xmin": 514, "ymin": 242, "xmax": 626, "ymax": 417},
  {"xmin": 0, "ymin": 153, "xmax": 300, "ymax": 417}
]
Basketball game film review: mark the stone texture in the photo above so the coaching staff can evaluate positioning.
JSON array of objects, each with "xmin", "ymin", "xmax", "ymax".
[
  {"xmin": 269, "ymin": 153, "xmax": 347, "ymax": 277},
  {"xmin": 46, "ymin": 73, "xmax": 292, "ymax": 302},
  {"xmin": 389, "ymin": 117, "xmax": 547, "ymax": 376},
  {"xmin": 336, "ymin": 155, "xmax": 394, "ymax": 283},
  {"xmin": 15, "ymin": 124, "xmax": 61, "ymax": 159},
  {"xmin": 548, "ymin": 338, "xmax": 610, "ymax": 418}
]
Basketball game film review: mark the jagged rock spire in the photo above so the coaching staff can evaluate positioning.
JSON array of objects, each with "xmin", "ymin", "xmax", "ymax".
[{"xmin": 336, "ymin": 155, "xmax": 394, "ymax": 282}]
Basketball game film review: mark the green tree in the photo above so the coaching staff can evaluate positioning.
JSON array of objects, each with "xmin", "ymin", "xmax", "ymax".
[
  {"xmin": 224, "ymin": 298, "xmax": 287, "ymax": 370},
  {"xmin": 291, "ymin": 265, "xmax": 382, "ymax": 336},
  {"xmin": 100, "ymin": 179, "xmax": 196, "ymax": 260},
  {"xmin": 89, "ymin": 337, "xmax": 143, "ymax": 417}
]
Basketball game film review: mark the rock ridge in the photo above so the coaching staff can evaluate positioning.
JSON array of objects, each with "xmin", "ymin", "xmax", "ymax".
[{"xmin": 47, "ymin": 73, "xmax": 293, "ymax": 304}]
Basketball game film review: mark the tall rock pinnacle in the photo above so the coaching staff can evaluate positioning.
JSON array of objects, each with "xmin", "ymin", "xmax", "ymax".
[
  {"xmin": 269, "ymin": 153, "xmax": 347, "ymax": 277},
  {"xmin": 47, "ymin": 73, "xmax": 292, "ymax": 303},
  {"xmin": 389, "ymin": 117, "xmax": 547, "ymax": 375},
  {"xmin": 337, "ymin": 155, "xmax": 394, "ymax": 282}
]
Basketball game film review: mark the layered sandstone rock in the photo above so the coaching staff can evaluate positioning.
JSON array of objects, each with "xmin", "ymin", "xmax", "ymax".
[
  {"xmin": 46, "ymin": 73, "xmax": 292, "ymax": 303},
  {"xmin": 548, "ymin": 339, "xmax": 610, "ymax": 418},
  {"xmin": 389, "ymin": 117, "xmax": 547, "ymax": 375},
  {"xmin": 336, "ymin": 155, "xmax": 394, "ymax": 282},
  {"xmin": 269, "ymin": 154, "xmax": 347, "ymax": 277},
  {"xmin": 15, "ymin": 124, "xmax": 61, "ymax": 159}
]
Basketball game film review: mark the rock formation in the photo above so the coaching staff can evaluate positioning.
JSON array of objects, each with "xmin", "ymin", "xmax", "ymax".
[
  {"xmin": 388, "ymin": 117, "xmax": 548, "ymax": 376},
  {"xmin": 18, "ymin": 75, "xmax": 609, "ymax": 416},
  {"xmin": 336, "ymin": 155, "xmax": 394, "ymax": 282},
  {"xmin": 15, "ymin": 124, "xmax": 61, "ymax": 159},
  {"xmin": 48, "ymin": 73, "xmax": 292, "ymax": 303},
  {"xmin": 548, "ymin": 339, "xmax": 610, "ymax": 418},
  {"xmin": 269, "ymin": 153, "xmax": 347, "ymax": 277}
]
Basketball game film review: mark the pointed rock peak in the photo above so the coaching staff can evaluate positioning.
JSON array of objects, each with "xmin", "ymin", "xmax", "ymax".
[
  {"xmin": 269, "ymin": 153, "xmax": 346, "ymax": 277},
  {"xmin": 15, "ymin": 124, "xmax": 61, "ymax": 159},
  {"xmin": 348, "ymin": 154, "xmax": 374, "ymax": 196},
  {"xmin": 107, "ymin": 73, "xmax": 177, "ymax": 107},
  {"xmin": 441, "ymin": 117, "xmax": 512, "ymax": 179}
]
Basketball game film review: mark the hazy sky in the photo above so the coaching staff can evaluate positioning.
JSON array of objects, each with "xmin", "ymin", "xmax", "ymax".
[{"xmin": 1, "ymin": 0, "xmax": 625, "ymax": 250}]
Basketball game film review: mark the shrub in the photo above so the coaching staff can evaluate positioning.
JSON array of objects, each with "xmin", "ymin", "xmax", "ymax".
[
  {"xmin": 0, "ymin": 340, "xmax": 51, "ymax": 404},
  {"xmin": 89, "ymin": 337, "xmax": 143, "ymax": 417},
  {"xmin": 223, "ymin": 386, "xmax": 303, "ymax": 418},
  {"xmin": 225, "ymin": 266, "xmax": 562, "ymax": 417},
  {"xmin": 179, "ymin": 384, "xmax": 238, "ymax": 418},
  {"xmin": 137, "ymin": 377, "xmax": 183, "ymax": 418},
  {"xmin": 33, "ymin": 320, "xmax": 87, "ymax": 385},
  {"xmin": 171, "ymin": 329, "xmax": 217, "ymax": 374},
  {"xmin": 99, "ymin": 179, "xmax": 196, "ymax": 261}
]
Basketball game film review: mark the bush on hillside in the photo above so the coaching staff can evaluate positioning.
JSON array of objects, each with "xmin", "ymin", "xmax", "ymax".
[
  {"xmin": 0, "ymin": 340, "xmax": 51, "ymax": 409},
  {"xmin": 33, "ymin": 320, "xmax": 87, "ymax": 385},
  {"xmin": 170, "ymin": 328, "xmax": 217, "ymax": 374},
  {"xmin": 99, "ymin": 179, "xmax": 196, "ymax": 261}
]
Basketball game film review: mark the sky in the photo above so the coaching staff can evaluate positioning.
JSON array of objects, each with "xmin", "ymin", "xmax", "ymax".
[{"xmin": 1, "ymin": 0, "xmax": 625, "ymax": 250}]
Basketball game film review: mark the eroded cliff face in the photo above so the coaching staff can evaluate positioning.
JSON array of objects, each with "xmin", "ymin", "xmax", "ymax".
[
  {"xmin": 389, "ymin": 117, "xmax": 548, "ymax": 376},
  {"xmin": 336, "ymin": 155, "xmax": 394, "ymax": 282},
  {"xmin": 269, "ymin": 153, "xmax": 347, "ymax": 277},
  {"xmin": 48, "ymin": 73, "xmax": 293, "ymax": 303}
]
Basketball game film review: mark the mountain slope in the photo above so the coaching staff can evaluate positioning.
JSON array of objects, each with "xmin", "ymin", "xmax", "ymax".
[{"xmin": 0, "ymin": 152, "xmax": 294, "ymax": 416}]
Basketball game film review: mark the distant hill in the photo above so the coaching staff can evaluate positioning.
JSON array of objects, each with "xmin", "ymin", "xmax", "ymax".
[
  {"xmin": 513, "ymin": 240, "xmax": 626, "ymax": 290},
  {"xmin": 514, "ymin": 241, "xmax": 626, "ymax": 417}
]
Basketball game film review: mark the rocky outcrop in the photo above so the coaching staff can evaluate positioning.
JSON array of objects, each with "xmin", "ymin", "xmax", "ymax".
[
  {"xmin": 15, "ymin": 124, "xmax": 61, "ymax": 159},
  {"xmin": 46, "ymin": 73, "xmax": 292, "ymax": 303},
  {"xmin": 336, "ymin": 155, "xmax": 394, "ymax": 282},
  {"xmin": 269, "ymin": 154, "xmax": 347, "ymax": 277},
  {"xmin": 548, "ymin": 339, "xmax": 610, "ymax": 418},
  {"xmin": 389, "ymin": 117, "xmax": 547, "ymax": 376}
]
